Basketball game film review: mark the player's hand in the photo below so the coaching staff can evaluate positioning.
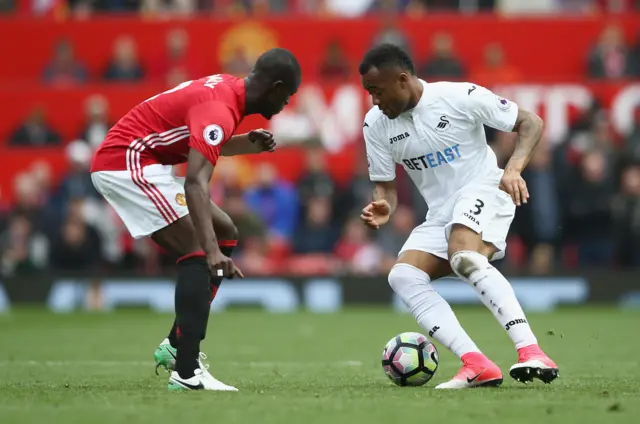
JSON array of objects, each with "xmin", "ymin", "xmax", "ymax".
[
  {"xmin": 500, "ymin": 169, "xmax": 529, "ymax": 206},
  {"xmin": 207, "ymin": 251, "xmax": 244, "ymax": 279},
  {"xmin": 360, "ymin": 200, "xmax": 391, "ymax": 229},
  {"xmin": 248, "ymin": 129, "xmax": 276, "ymax": 153}
]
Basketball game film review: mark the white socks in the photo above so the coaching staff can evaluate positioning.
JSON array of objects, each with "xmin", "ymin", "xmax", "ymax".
[
  {"xmin": 450, "ymin": 251, "xmax": 537, "ymax": 349},
  {"xmin": 389, "ymin": 264, "xmax": 481, "ymax": 359}
]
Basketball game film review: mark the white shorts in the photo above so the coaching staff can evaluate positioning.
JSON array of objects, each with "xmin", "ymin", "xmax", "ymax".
[
  {"xmin": 91, "ymin": 164, "xmax": 189, "ymax": 239},
  {"xmin": 399, "ymin": 184, "xmax": 516, "ymax": 261}
]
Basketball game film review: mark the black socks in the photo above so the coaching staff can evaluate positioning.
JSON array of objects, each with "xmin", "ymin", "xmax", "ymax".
[{"xmin": 174, "ymin": 256, "xmax": 210, "ymax": 379}]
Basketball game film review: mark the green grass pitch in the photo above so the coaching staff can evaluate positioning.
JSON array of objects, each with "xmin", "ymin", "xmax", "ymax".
[{"xmin": 0, "ymin": 307, "xmax": 638, "ymax": 424}]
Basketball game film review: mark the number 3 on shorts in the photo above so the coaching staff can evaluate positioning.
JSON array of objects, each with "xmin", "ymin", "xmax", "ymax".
[{"xmin": 472, "ymin": 199, "xmax": 485, "ymax": 215}]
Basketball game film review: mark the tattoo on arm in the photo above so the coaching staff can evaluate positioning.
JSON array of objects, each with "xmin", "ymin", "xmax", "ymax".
[
  {"xmin": 507, "ymin": 109, "xmax": 544, "ymax": 172},
  {"xmin": 373, "ymin": 181, "xmax": 398, "ymax": 215}
]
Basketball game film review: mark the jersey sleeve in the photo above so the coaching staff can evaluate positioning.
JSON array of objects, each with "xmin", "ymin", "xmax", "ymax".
[
  {"xmin": 464, "ymin": 84, "xmax": 519, "ymax": 132},
  {"xmin": 186, "ymin": 101, "xmax": 236, "ymax": 164},
  {"xmin": 363, "ymin": 120, "xmax": 395, "ymax": 182}
]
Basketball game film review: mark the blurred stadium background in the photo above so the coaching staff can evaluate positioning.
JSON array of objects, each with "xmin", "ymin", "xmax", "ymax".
[{"xmin": 0, "ymin": 1, "xmax": 639, "ymax": 312}]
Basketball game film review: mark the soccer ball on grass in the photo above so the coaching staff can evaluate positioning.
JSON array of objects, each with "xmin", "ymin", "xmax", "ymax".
[{"xmin": 381, "ymin": 332, "xmax": 439, "ymax": 386}]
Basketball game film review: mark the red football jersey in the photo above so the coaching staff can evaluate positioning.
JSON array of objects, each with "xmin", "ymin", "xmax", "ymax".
[{"xmin": 91, "ymin": 74, "xmax": 246, "ymax": 172}]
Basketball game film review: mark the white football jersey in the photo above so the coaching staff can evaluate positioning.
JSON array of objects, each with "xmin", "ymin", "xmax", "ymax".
[{"xmin": 363, "ymin": 80, "xmax": 518, "ymax": 210}]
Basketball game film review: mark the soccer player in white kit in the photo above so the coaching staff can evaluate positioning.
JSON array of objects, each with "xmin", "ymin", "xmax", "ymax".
[{"xmin": 358, "ymin": 44, "xmax": 559, "ymax": 389}]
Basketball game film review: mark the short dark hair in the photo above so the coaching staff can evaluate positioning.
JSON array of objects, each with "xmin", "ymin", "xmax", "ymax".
[
  {"xmin": 253, "ymin": 48, "xmax": 302, "ymax": 90},
  {"xmin": 358, "ymin": 43, "xmax": 415, "ymax": 76}
]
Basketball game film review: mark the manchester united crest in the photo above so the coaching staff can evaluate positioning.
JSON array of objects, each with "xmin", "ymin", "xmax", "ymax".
[{"xmin": 175, "ymin": 193, "xmax": 187, "ymax": 206}]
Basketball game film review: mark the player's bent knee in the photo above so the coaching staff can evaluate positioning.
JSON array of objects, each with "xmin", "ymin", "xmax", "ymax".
[
  {"xmin": 228, "ymin": 223, "xmax": 239, "ymax": 241},
  {"xmin": 388, "ymin": 263, "xmax": 426, "ymax": 292},
  {"xmin": 449, "ymin": 250, "xmax": 489, "ymax": 279},
  {"xmin": 152, "ymin": 216, "xmax": 201, "ymax": 257},
  {"xmin": 211, "ymin": 210, "xmax": 238, "ymax": 241},
  {"xmin": 217, "ymin": 221, "xmax": 238, "ymax": 242}
]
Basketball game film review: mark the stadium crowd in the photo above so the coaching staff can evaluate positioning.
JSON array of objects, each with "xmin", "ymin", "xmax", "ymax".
[
  {"xmin": 3, "ymin": 95, "xmax": 640, "ymax": 278},
  {"xmin": 1, "ymin": 6, "xmax": 639, "ymax": 278},
  {"xmin": 2, "ymin": 0, "xmax": 640, "ymax": 17}
]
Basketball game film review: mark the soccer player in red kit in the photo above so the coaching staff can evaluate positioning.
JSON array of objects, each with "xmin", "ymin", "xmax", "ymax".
[{"xmin": 90, "ymin": 48, "xmax": 301, "ymax": 391}]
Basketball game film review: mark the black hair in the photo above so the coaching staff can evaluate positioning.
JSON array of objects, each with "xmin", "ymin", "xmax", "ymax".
[
  {"xmin": 358, "ymin": 43, "xmax": 415, "ymax": 76},
  {"xmin": 253, "ymin": 48, "xmax": 302, "ymax": 90}
]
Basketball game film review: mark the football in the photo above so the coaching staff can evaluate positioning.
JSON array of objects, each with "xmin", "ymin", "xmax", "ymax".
[{"xmin": 381, "ymin": 332, "xmax": 439, "ymax": 386}]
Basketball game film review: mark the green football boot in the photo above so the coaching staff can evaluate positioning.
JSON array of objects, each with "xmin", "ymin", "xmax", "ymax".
[{"xmin": 154, "ymin": 339, "xmax": 177, "ymax": 375}]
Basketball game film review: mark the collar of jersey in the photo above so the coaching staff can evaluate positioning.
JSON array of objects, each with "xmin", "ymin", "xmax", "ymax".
[{"xmin": 400, "ymin": 79, "xmax": 435, "ymax": 117}]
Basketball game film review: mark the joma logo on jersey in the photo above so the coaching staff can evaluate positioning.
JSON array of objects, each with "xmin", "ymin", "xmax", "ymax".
[
  {"xmin": 463, "ymin": 212, "xmax": 480, "ymax": 226},
  {"xmin": 389, "ymin": 132, "xmax": 410, "ymax": 144},
  {"xmin": 402, "ymin": 144, "xmax": 461, "ymax": 171}
]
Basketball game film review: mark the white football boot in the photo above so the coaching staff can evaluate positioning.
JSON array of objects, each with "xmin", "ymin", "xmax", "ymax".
[{"xmin": 197, "ymin": 352, "xmax": 238, "ymax": 392}]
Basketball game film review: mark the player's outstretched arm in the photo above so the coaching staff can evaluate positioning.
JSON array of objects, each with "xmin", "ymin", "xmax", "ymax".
[
  {"xmin": 361, "ymin": 180, "xmax": 398, "ymax": 230},
  {"xmin": 185, "ymin": 148, "xmax": 243, "ymax": 278},
  {"xmin": 500, "ymin": 109, "xmax": 544, "ymax": 206},
  {"xmin": 221, "ymin": 129, "xmax": 276, "ymax": 156}
]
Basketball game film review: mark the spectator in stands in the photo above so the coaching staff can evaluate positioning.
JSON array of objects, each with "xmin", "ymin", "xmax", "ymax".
[
  {"xmin": 0, "ymin": 214, "xmax": 49, "ymax": 277},
  {"xmin": 297, "ymin": 148, "xmax": 336, "ymax": 214},
  {"xmin": 370, "ymin": 0, "xmax": 411, "ymax": 13},
  {"xmin": 57, "ymin": 141, "xmax": 100, "ymax": 207},
  {"xmin": 245, "ymin": 163, "xmax": 298, "ymax": 241},
  {"xmin": 563, "ymin": 113, "xmax": 618, "ymax": 171},
  {"xmin": 318, "ymin": 40, "xmax": 350, "ymax": 80},
  {"xmin": 335, "ymin": 216, "xmax": 382, "ymax": 275},
  {"xmin": 519, "ymin": 139, "xmax": 559, "ymax": 274},
  {"xmin": 340, "ymin": 154, "xmax": 372, "ymax": 224},
  {"xmin": 141, "ymin": 0, "xmax": 195, "ymax": 16},
  {"xmin": 49, "ymin": 209, "xmax": 102, "ymax": 271},
  {"xmin": 377, "ymin": 205, "xmax": 415, "ymax": 271},
  {"xmin": 612, "ymin": 163, "xmax": 640, "ymax": 266},
  {"xmin": 625, "ymin": 108, "xmax": 640, "ymax": 162},
  {"xmin": 222, "ymin": 46, "xmax": 253, "ymax": 77},
  {"xmin": 405, "ymin": 0, "xmax": 427, "ymax": 15},
  {"xmin": 587, "ymin": 24, "xmax": 632, "ymax": 80},
  {"xmin": 566, "ymin": 150, "xmax": 615, "ymax": 266},
  {"xmin": 80, "ymin": 95, "xmax": 111, "ymax": 149},
  {"xmin": 234, "ymin": 235, "xmax": 280, "ymax": 276},
  {"xmin": 266, "ymin": 0, "xmax": 289, "ymax": 13},
  {"xmin": 632, "ymin": 31, "xmax": 640, "ymax": 76},
  {"xmin": 324, "ymin": 0, "xmax": 374, "ymax": 16},
  {"xmin": 557, "ymin": 0, "xmax": 639, "ymax": 13},
  {"xmin": 470, "ymin": 43, "xmax": 522, "ymax": 86},
  {"xmin": 555, "ymin": 0, "xmax": 600, "ymax": 13},
  {"xmin": 293, "ymin": 196, "xmax": 339, "ymax": 254},
  {"xmin": 0, "ymin": 189, "xmax": 9, "ymax": 222},
  {"xmin": 371, "ymin": 16, "xmax": 411, "ymax": 56},
  {"xmin": 103, "ymin": 36, "xmax": 145, "ymax": 82},
  {"xmin": 160, "ymin": 28, "xmax": 200, "ymax": 86},
  {"xmin": 10, "ymin": 172, "xmax": 48, "ymax": 233},
  {"xmin": 42, "ymin": 39, "xmax": 87, "ymax": 87},
  {"xmin": 421, "ymin": 0, "xmax": 461, "ymax": 10},
  {"xmin": 209, "ymin": 158, "xmax": 254, "ymax": 205},
  {"xmin": 0, "ymin": 0, "xmax": 14, "ymax": 13},
  {"xmin": 9, "ymin": 106, "xmax": 61, "ymax": 147},
  {"xmin": 224, "ymin": 190, "xmax": 266, "ymax": 251},
  {"xmin": 418, "ymin": 32, "xmax": 466, "ymax": 80}
]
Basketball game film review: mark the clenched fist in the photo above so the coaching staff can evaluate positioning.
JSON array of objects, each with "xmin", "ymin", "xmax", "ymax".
[{"xmin": 248, "ymin": 129, "xmax": 276, "ymax": 152}]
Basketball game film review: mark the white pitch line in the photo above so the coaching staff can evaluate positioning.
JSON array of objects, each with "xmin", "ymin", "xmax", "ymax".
[{"xmin": 0, "ymin": 360, "xmax": 363, "ymax": 367}]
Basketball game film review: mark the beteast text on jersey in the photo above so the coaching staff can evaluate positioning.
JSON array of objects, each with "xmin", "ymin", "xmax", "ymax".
[{"xmin": 402, "ymin": 144, "xmax": 461, "ymax": 171}]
